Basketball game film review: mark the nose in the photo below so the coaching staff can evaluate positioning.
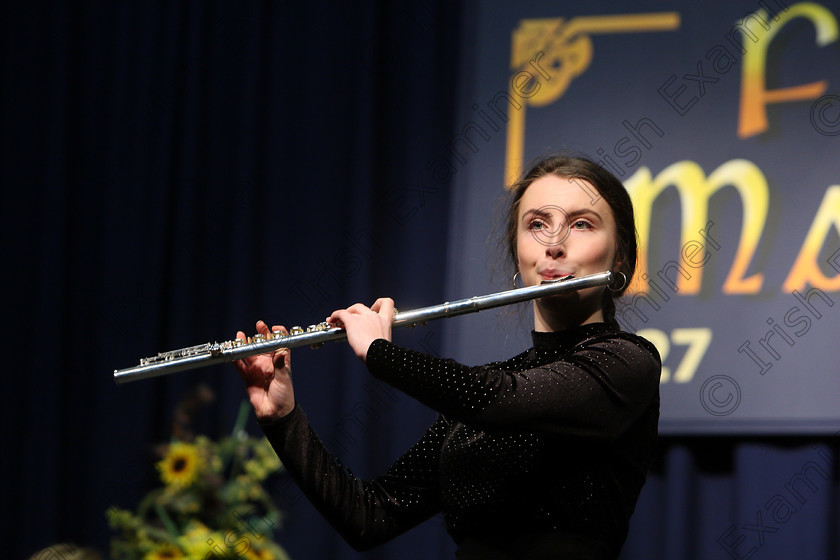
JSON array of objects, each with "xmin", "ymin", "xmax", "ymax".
[
  {"xmin": 530, "ymin": 210, "xmax": 569, "ymax": 255},
  {"xmin": 545, "ymin": 239, "xmax": 565, "ymax": 259}
]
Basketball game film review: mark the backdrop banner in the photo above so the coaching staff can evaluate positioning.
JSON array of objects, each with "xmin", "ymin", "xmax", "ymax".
[{"xmin": 443, "ymin": 0, "xmax": 840, "ymax": 434}]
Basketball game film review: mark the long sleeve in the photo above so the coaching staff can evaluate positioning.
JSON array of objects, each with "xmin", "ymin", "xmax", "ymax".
[
  {"xmin": 365, "ymin": 329, "xmax": 660, "ymax": 439},
  {"xmin": 259, "ymin": 324, "xmax": 661, "ymax": 557},
  {"xmin": 259, "ymin": 404, "xmax": 445, "ymax": 551}
]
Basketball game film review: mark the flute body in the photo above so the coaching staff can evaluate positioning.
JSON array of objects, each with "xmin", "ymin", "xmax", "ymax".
[{"xmin": 113, "ymin": 271, "xmax": 613, "ymax": 384}]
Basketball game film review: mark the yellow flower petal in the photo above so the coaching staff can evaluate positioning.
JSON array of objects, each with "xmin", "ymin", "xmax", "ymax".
[{"xmin": 157, "ymin": 442, "xmax": 203, "ymax": 488}]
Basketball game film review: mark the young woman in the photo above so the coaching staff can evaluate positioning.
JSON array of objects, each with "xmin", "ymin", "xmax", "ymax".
[{"xmin": 235, "ymin": 154, "xmax": 661, "ymax": 559}]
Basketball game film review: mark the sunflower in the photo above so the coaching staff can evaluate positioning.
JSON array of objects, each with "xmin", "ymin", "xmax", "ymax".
[
  {"xmin": 157, "ymin": 442, "xmax": 203, "ymax": 488},
  {"xmin": 143, "ymin": 543, "xmax": 184, "ymax": 560}
]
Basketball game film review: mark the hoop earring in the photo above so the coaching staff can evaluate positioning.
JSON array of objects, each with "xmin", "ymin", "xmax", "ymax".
[
  {"xmin": 512, "ymin": 272, "xmax": 522, "ymax": 288},
  {"xmin": 608, "ymin": 271, "xmax": 627, "ymax": 292}
]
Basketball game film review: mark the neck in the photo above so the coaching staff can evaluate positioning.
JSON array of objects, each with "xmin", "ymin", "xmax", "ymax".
[{"xmin": 533, "ymin": 301, "xmax": 604, "ymax": 332}]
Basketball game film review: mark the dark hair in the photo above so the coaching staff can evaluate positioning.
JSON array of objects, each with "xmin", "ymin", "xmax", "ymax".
[{"xmin": 503, "ymin": 154, "xmax": 637, "ymax": 328}]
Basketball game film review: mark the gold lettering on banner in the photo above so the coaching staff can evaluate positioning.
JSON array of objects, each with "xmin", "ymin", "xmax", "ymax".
[
  {"xmin": 738, "ymin": 2, "xmax": 839, "ymax": 138},
  {"xmin": 783, "ymin": 186, "xmax": 840, "ymax": 292},
  {"xmin": 625, "ymin": 160, "xmax": 768, "ymax": 295},
  {"xmin": 506, "ymin": 13, "xmax": 681, "ymax": 186}
]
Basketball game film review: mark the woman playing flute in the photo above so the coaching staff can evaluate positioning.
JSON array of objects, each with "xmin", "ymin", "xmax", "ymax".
[{"xmin": 234, "ymin": 154, "xmax": 661, "ymax": 560}]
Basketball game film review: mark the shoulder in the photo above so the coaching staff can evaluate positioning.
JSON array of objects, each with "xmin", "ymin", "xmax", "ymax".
[
  {"xmin": 584, "ymin": 329, "xmax": 661, "ymax": 363},
  {"xmin": 571, "ymin": 329, "xmax": 663, "ymax": 384}
]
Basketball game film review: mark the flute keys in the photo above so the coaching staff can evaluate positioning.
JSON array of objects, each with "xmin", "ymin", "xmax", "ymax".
[
  {"xmin": 307, "ymin": 322, "xmax": 333, "ymax": 348},
  {"xmin": 289, "ymin": 326, "xmax": 304, "ymax": 335},
  {"xmin": 305, "ymin": 322, "xmax": 332, "ymax": 332}
]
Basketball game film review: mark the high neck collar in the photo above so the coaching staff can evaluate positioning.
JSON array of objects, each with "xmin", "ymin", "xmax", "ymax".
[{"xmin": 531, "ymin": 322, "xmax": 615, "ymax": 353}]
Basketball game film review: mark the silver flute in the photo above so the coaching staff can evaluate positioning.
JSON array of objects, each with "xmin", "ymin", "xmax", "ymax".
[{"xmin": 113, "ymin": 271, "xmax": 614, "ymax": 384}]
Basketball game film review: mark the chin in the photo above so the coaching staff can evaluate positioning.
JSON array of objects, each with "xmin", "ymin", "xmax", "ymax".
[{"xmin": 537, "ymin": 291, "xmax": 580, "ymax": 307}]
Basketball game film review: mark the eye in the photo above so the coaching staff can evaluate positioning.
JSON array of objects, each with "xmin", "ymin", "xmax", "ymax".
[
  {"xmin": 571, "ymin": 219, "xmax": 592, "ymax": 230},
  {"xmin": 527, "ymin": 219, "xmax": 548, "ymax": 231}
]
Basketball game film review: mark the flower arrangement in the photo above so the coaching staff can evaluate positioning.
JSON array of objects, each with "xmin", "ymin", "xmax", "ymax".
[{"xmin": 107, "ymin": 386, "xmax": 290, "ymax": 560}]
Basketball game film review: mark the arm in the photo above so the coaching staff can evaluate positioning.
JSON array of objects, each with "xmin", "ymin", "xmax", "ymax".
[
  {"xmin": 260, "ymin": 405, "xmax": 445, "ymax": 551},
  {"xmin": 234, "ymin": 320, "xmax": 442, "ymax": 550},
  {"xmin": 364, "ymin": 333, "xmax": 661, "ymax": 439}
]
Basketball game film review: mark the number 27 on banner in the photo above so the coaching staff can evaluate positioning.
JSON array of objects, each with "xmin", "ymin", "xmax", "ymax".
[{"xmin": 637, "ymin": 328, "xmax": 713, "ymax": 384}]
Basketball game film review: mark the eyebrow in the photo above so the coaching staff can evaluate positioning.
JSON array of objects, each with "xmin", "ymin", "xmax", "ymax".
[{"xmin": 521, "ymin": 208, "xmax": 603, "ymax": 223}]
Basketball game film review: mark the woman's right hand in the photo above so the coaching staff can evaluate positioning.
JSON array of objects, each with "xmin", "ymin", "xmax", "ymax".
[{"xmin": 233, "ymin": 320, "xmax": 295, "ymax": 423}]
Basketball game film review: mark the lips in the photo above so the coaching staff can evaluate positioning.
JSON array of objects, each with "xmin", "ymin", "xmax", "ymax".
[{"xmin": 539, "ymin": 270, "xmax": 574, "ymax": 281}]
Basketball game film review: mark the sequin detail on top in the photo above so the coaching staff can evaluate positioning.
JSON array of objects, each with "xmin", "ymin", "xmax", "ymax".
[
  {"xmin": 365, "ymin": 322, "xmax": 660, "ymax": 552},
  {"xmin": 260, "ymin": 322, "xmax": 661, "ymax": 557}
]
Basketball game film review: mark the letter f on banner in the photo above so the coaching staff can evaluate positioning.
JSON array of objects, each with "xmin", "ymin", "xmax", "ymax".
[{"xmin": 738, "ymin": 3, "xmax": 839, "ymax": 138}]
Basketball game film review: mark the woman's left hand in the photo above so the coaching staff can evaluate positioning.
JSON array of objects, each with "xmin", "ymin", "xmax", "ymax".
[{"xmin": 328, "ymin": 297, "xmax": 395, "ymax": 362}]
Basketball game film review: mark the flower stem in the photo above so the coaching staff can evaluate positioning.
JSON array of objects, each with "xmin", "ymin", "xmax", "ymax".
[
  {"xmin": 232, "ymin": 400, "xmax": 250, "ymax": 436},
  {"xmin": 154, "ymin": 502, "xmax": 180, "ymax": 537}
]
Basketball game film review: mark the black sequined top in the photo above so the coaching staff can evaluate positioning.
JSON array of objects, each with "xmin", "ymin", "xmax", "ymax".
[{"xmin": 260, "ymin": 322, "xmax": 661, "ymax": 559}]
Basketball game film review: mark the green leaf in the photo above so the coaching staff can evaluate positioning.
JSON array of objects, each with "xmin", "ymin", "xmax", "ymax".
[
  {"xmin": 232, "ymin": 400, "xmax": 251, "ymax": 436},
  {"xmin": 154, "ymin": 502, "xmax": 180, "ymax": 537}
]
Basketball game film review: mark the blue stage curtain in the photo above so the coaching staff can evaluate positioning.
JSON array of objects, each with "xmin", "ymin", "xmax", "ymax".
[{"xmin": 1, "ymin": 3, "xmax": 836, "ymax": 560}]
